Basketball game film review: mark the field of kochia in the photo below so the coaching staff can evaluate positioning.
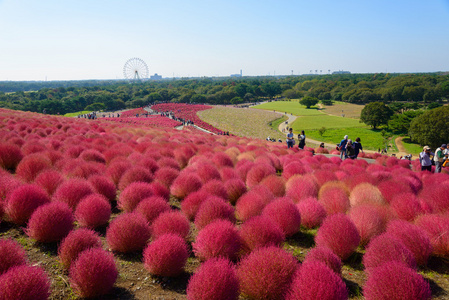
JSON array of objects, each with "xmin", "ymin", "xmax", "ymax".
[{"xmin": 0, "ymin": 105, "xmax": 448, "ymax": 299}]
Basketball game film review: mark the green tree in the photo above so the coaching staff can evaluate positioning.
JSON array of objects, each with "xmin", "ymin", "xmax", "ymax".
[
  {"xmin": 321, "ymin": 99, "xmax": 333, "ymax": 106},
  {"xmin": 318, "ymin": 127, "xmax": 327, "ymax": 137},
  {"xmin": 388, "ymin": 110, "xmax": 423, "ymax": 134},
  {"xmin": 409, "ymin": 106, "xmax": 449, "ymax": 148},
  {"xmin": 300, "ymin": 96, "xmax": 319, "ymax": 108},
  {"xmin": 85, "ymin": 102, "xmax": 106, "ymax": 111},
  {"xmin": 360, "ymin": 102, "xmax": 393, "ymax": 129}
]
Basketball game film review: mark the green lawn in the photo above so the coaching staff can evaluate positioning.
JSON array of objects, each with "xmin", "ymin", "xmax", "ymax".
[
  {"xmin": 64, "ymin": 111, "xmax": 91, "ymax": 117},
  {"xmin": 253, "ymin": 101, "xmax": 322, "ymax": 116},
  {"xmin": 292, "ymin": 115, "xmax": 365, "ymax": 130},
  {"xmin": 401, "ymin": 137, "xmax": 423, "ymax": 156}
]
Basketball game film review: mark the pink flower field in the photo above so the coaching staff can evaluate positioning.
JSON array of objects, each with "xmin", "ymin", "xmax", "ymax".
[{"xmin": 0, "ymin": 107, "xmax": 448, "ymax": 299}]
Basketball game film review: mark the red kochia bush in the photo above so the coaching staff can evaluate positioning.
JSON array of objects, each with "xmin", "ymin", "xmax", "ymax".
[
  {"xmin": 118, "ymin": 166, "xmax": 154, "ymax": 190},
  {"xmin": 260, "ymin": 174, "xmax": 286, "ymax": 197},
  {"xmin": 69, "ymin": 248, "xmax": 118, "ymax": 298},
  {"xmin": 106, "ymin": 160, "xmax": 132, "ymax": 186},
  {"xmin": 106, "ymin": 212, "xmax": 151, "ymax": 253},
  {"xmin": 151, "ymin": 211, "xmax": 190, "ymax": 240},
  {"xmin": 200, "ymin": 179, "xmax": 228, "ymax": 200},
  {"xmin": 282, "ymin": 161, "xmax": 307, "ymax": 179},
  {"xmin": 362, "ymin": 233, "xmax": 417, "ymax": 273},
  {"xmin": 246, "ymin": 163, "xmax": 276, "ymax": 188},
  {"xmin": 5, "ymin": 184, "xmax": 50, "ymax": 225},
  {"xmin": 0, "ymin": 238, "xmax": 28, "ymax": 275},
  {"xmin": 135, "ymin": 196, "xmax": 171, "ymax": 224},
  {"xmin": 186, "ymin": 258, "xmax": 239, "ymax": 300},
  {"xmin": 170, "ymin": 171, "xmax": 203, "ymax": 199},
  {"xmin": 15, "ymin": 153, "xmax": 52, "ymax": 182},
  {"xmin": 34, "ymin": 170, "xmax": 64, "ymax": 196},
  {"xmin": 117, "ymin": 182, "xmax": 154, "ymax": 212},
  {"xmin": 390, "ymin": 192, "xmax": 424, "ymax": 221},
  {"xmin": 75, "ymin": 194, "xmax": 111, "ymax": 228},
  {"xmin": 154, "ymin": 166, "xmax": 180, "ymax": 188},
  {"xmin": 237, "ymin": 246, "xmax": 298, "ymax": 300},
  {"xmin": 143, "ymin": 234, "xmax": 189, "ymax": 277},
  {"xmin": 415, "ymin": 214, "xmax": 449, "ymax": 257},
  {"xmin": 195, "ymin": 197, "xmax": 236, "ymax": 230},
  {"xmin": 296, "ymin": 197, "xmax": 327, "ymax": 229},
  {"xmin": 386, "ymin": 220, "xmax": 432, "ymax": 266},
  {"xmin": 262, "ymin": 198, "xmax": 301, "ymax": 237},
  {"xmin": 58, "ymin": 228, "xmax": 103, "ymax": 269},
  {"xmin": 195, "ymin": 162, "xmax": 221, "ymax": 183},
  {"xmin": 287, "ymin": 261, "xmax": 348, "ymax": 300},
  {"xmin": 348, "ymin": 204, "xmax": 386, "ymax": 246},
  {"xmin": 148, "ymin": 181, "xmax": 170, "ymax": 201},
  {"xmin": 0, "ymin": 143, "xmax": 23, "ymax": 171},
  {"xmin": 235, "ymin": 191, "xmax": 267, "ymax": 222},
  {"xmin": 315, "ymin": 213, "xmax": 360, "ymax": 260},
  {"xmin": 239, "ymin": 215, "xmax": 285, "ymax": 253},
  {"xmin": 52, "ymin": 178, "xmax": 94, "ymax": 210},
  {"xmin": 363, "ymin": 262, "xmax": 431, "ymax": 300},
  {"xmin": 26, "ymin": 201, "xmax": 74, "ymax": 243},
  {"xmin": 286, "ymin": 175, "xmax": 319, "ymax": 203},
  {"xmin": 318, "ymin": 183, "xmax": 350, "ymax": 215},
  {"xmin": 225, "ymin": 178, "xmax": 247, "ymax": 204},
  {"xmin": 349, "ymin": 183, "xmax": 385, "ymax": 207},
  {"xmin": 87, "ymin": 175, "xmax": 116, "ymax": 202},
  {"xmin": 193, "ymin": 220, "xmax": 242, "ymax": 261},
  {"xmin": 181, "ymin": 190, "xmax": 212, "ymax": 221},
  {"xmin": 0, "ymin": 265, "xmax": 51, "ymax": 300},
  {"xmin": 304, "ymin": 247, "xmax": 342, "ymax": 275}
]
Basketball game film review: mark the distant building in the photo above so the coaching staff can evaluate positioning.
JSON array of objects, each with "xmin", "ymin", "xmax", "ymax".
[
  {"xmin": 332, "ymin": 70, "xmax": 351, "ymax": 75},
  {"xmin": 230, "ymin": 70, "xmax": 243, "ymax": 77},
  {"xmin": 150, "ymin": 73, "xmax": 162, "ymax": 80}
]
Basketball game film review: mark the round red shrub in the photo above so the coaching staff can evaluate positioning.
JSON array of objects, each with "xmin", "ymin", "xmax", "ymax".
[
  {"xmin": 235, "ymin": 191, "xmax": 267, "ymax": 222},
  {"xmin": 5, "ymin": 184, "xmax": 50, "ymax": 225},
  {"xmin": 52, "ymin": 178, "xmax": 94, "ymax": 210},
  {"xmin": 220, "ymin": 166, "xmax": 239, "ymax": 181},
  {"xmin": 348, "ymin": 204, "xmax": 386, "ymax": 246},
  {"xmin": 75, "ymin": 194, "xmax": 111, "ymax": 228},
  {"xmin": 117, "ymin": 182, "xmax": 154, "ymax": 212},
  {"xmin": 154, "ymin": 167, "xmax": 179, "ymax": 188},
  {"xmin": 304, "ymin": 247, "xmax": 342, "ymax": 274},
  {"xmin": 0, "ymin": 265, "xmax": 51, "ymax": 300},
  {"xmin": 363, "ymin": 233, "xmax": 417, "ymax": 273},
  {"xmin": 88, "ymin": 175, "xmax": 116, "ymax": 202},
  {"xmin": 296, "ymin": 197, "xmax": 327, "ymax": 229},
  {"xmin": 237, "ymin": 246, "xmax": 298, "ymax": 300},
  {"xmin": 118, "ymin": 166, "xmax": 154, "ymax": 190},
  {"xmin": 106, "ymin": 160, "xmax": 132, "ymax": 186},
  {"xmin": 79, "ymin": 149, "xmax": 106, "ymax": 164},
  {"xmin": 170, "ymin": 171, "xmax": 203, "ymax": 199},
  {"xmin": 195, "ymin": 197, "xmax": 236, "ymax": 230},
  {"xmin": 195, "ymin": 162, "xmax": 222, "ymax": 183},
  {"xmin": 106, "ymin": 212, "xmax": 151, "ymax": 253},
  {"xmin": 69, "ymin": 248, "xmax": 118, "ymax": 298},
  {"xmin": 0, "ymin": 238, "xmax": 28, "ymax": 275},
  {"xmin": 262, "ymin": 197, "xmax": 301, "ymax": 237},
  {"xmin": 0, "ymin": 143, "xmax": 23, "ymax": 171},
  {"xmin": 193, "ymin": 220, "xmax": 242, "ymax": 261},
  {"xmin": 15, "ymin": 153, "xmax": 52, "ymax": 182},
  {"xmin": 282, "ymin": 161, "xmax": 307, "ymax": 179},
  {"xmin": 390, "ymin": 192, "xmax": 423, "ymax": 221},
  {"xmin": 239, "ymin": 215, "xmax": 285, "ymax": 253},
  {"xmin": 186, "ymin": 258, "xmax": 239, "ymax": 300},
  {"xmin": 34, "ymin": 170, "xmax": 64, "ymax": 196},
  {"xmin": 212, "ymin": 152, "xmax": 234, "ymax": 168},
  {"xmin": 315, "ymin": 213, "xmax": 360, "ymax": 260},
  {"xmin": 224, "ymin": 178, "xmax": 247, "ymax": 204},
  {"xmin": 0, "ymin": 173, "xmax": 23, "ymax": 204},
  {"xmin": 26, "ymin": 201, "xmax": 74, "ymax": 243},
  {"xmin": 151, "ymin": 211, "xmax": 190, "ymax": 240},
  {"xmin": 386, "ymin": 220, "xmax": 432, "ymax": 266},
  {"xmin": 246, "ymin": 163, "xmax": 276, "ymax": 188},
  {"xmin": 260, "ymin": 174, "xmax": 286, "ymax": 197},
  {"xmin": 143, "ymin": 234, "xmax": 189, "ymax": 277},
  {"xmin": 287, "ymin": 261, "xmax": 348, "ymax": 300},
  {"xmin": 363, "ymin": 262, "xmax": 431, "ymax": 300},
  {"xmin": 313, "ymin": 169, "xmax": 338, "ymax": 187},
  {"xmin": 135, "ymin": 196, "xmax": 171, "ymax": 223},
  {"xmin": 349, "ymin": 183, "xmax": 385, "ymax": 207},
  {"xmin": 200, "ymin": 179, "xmax": 228, "ymax": 200},
  {"xmin": 148, "ymin": 181, "xmax": 170, "ymax": 201},
  {"xmin": 181, "ymin": 190, "xmax": 212, "ymax": 220},
  {"xmin": 58, "ymin": 228, "xmax": 103, "ymax": 269},
  {"xmin": 286, "ymin": 174, "xmax": 319, "ymax": 203},
  {"xmin": 415, "ymin": 214, "xmax": 449, "ymax": 257}
]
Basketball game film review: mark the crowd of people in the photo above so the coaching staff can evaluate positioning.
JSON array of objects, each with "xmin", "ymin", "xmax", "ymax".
[
  {"xmin": 419, "ymin": 144, "xmax": 449, "ymax": 173},
  {"xmin": 336, "ymin": 135, "xmax": 364, "ymax": 159}
]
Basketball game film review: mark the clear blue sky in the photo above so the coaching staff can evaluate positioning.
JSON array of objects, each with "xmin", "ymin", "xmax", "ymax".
[{"xmin": 1, "ymin": 0, "xmax": 449, "ymax": 81}]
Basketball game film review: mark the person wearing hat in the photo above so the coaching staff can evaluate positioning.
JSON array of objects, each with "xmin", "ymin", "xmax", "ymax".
[
  {"xmin": 338, "ymin": 135, "xmax": 348, "ymax": 160},
  {"xmin": 420, "ymin": 146, "xmax": 434, "ymax": 172},
  {"xmin": 434, "ymin": 144, "xmax": 447, "ymax": 173}
]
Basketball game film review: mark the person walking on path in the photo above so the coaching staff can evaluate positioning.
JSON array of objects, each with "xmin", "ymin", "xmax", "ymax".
[
  {"xmin": 353, "ymin": 137, "xmax": 364, "ymax": 158},
  {"xmin": 338, "ymin": 135, "xmax": 349, "ymax": 160},
  {"xmin": 298, "ymin": 130, "xmax": 306, "ymax": 150},
  {"xmin": 286, "ymin": 128, "xmax": 295, "ymax": 149},
  {"xmin": 420, "ymin": 146, "xmax": 434, "ymax": 172},
  {"xmin": 434, "ymin": 144, "xmax": 447, "ymax": 173}
]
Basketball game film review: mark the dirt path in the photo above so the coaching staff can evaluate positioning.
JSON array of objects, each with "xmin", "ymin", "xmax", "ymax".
[{"xmin": 394, "ymin": 136, "xmax": 410, "ymax": 157}]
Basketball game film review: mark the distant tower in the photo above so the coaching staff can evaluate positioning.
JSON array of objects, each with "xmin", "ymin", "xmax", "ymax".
[{"xmin": 240, "ymin": 69, "xmax": 242, "ymax": 77}]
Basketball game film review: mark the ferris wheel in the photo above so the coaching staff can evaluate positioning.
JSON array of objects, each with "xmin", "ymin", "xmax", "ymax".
[{"xmin": 123, "ymin": 58, "xmax": 149, "ymax": 81}]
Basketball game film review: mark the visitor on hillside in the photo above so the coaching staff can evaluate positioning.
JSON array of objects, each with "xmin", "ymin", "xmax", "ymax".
[
  {"xmin": 319, "ymin": 143, "xmax": 325, "ymax": 148},
  {"xmin": 346, "ymin": 139, "xmax": 356, "ymax": 159},
  {"xmin": 419, "ymin": 146, "xmax": 434, "ymax": 172},
  {"xmin": 298, "ymin": 130, "xmax": 306, "ymax": 149},
  {"xmin": 433, "ymin": 144, "xmax": 447, "ymax": 173},
  {"xmin": 338, "ymin": 135, "xmax": 348, "ymax": 160},
  {"xmin": 353, "ymin": 137, "xmax": 363, "ymax": 158},
  {"xmin": 286, "ymin": 128, "xmax": 295, "ymax": 149}
]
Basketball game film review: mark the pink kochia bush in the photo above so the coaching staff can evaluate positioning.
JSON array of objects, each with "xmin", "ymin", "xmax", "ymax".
[
  {"xmin": 106, "ymin": 212, "xmax": 151, "ymax": 253},
  {"xmin": 262, "ymin": 198, "xmax": 301, "ymax": 237},
  {"xmin": 26, "ymin": 201, "xmax": 74, "ymax": 243},
  {"xmin": 180, "ymin": 190, "xmax": 211, "ymax": 220},
  {"xmin": 286, "ymin": 175, "xmax": 319, "ymax": 203},
  {"xmin": 315, "ymin": 213, "xmax": 361, "ymax": 260},
  {"xmin": 88, "ymin": 175, "xmax": 117, "ymax": 202},
  {"xmin": 363, "ymin": 262, "xmax": 431, "ymax": 300},
  {"xmin": 5, "ymin": 184, "xmax": 50, "ymax": 225},
  {"xmin": 69, "ymin": 248, "xmax": 118, "ymax": 298},
  {"xmin": 15, "ymin": 153, "xmax": 52, "ymax": 182},
  {"xmin": 304, "ymin": 247, "xmax": 342, "ymax": 275},
  {"xmin": 186, "ymin": 258, "xmax": 239, "ymax": 300},
  {"xmin": 118, "ymin": 166, "xmax": 154, "ymax": 190},
  {"xmin": 118, "ymin": 182, "xmax": 154, "ymax": 212},
  {"xmin": 75, "ymin": 194, "xmax": 111, "ymax": 228},
  {"xmin": 194, "ymin": 197, "xmax": 236, "ymax": 230},
  {"xmin": 52, "ymin": 178, "xmax": 94, "ymax": 210},
  {"xmin": 239, "ymin": 215, "xmax": 285, "ymax": 253},
  {"xmin": 348, "ymin": 204, "xmax": 386, "ymax": 246},
  {"xmin": 415, "ymin": 214, "xmax": 449, "ymax": 257},
  {"xmin": 318, "ymin": 183, "xmax": 350, "ymax": 215},
  {"xmin": 0, "ymin": 238, "xmax": 28, "ymax": 275},
  {"xmin": 34, "ymin": 170, "xmax": 64, "ymax": 196},
  {"xmin": 296, "ymin": 197, "xmax": 327, "ymax": 229},
  {"xmin": 58, "ymin": 228, "xmax": 103, "ymax": 269},
  {"xmin": 0, "ymin": 265, "xmax": 51, "ymax": 300},
  {"xmin": 151, "ymin": 211, "xmax": 190, "ymax": 240},
  {"xmin": 0, "ymin": 143, "xmax": 23, "ymax": 171},
  {"xmin": 237, "ymin": 246, "xmax": 298, "ymax": 300},
  {"xmin": 235, "ymin": 191, "xmax": 268, "ymax": 222},
  {"xmin": 143, "ymin": 234, "xmax": 189, "ymax": 277},
  {"xmin": 193, "ymin": 220, "xmax": 242, "ymax": 261},
  {"xmin": 287, "ymin": 261, "xmax": 348, "ymax": 300},
  {"xmin": 390, "ymin": 192, "xmax": 424, "ymax": 221},
  {"xmin": 170, "ymin": 171, "xmax": 203, "ymax": 199},
  {"xmin": 386, "ymin": 220, "xmax": 433, "ymax": 266},
  {"xmin": 349, "ymin": 183, "xmax": 385, "ymax": 207},
  {"xmin": 224, "ymin": 178, "xmax": 246, "ymax": 204},
  {"xmin": 135, "ymin": 196, "xmax": 171, "ymax": 223}
]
